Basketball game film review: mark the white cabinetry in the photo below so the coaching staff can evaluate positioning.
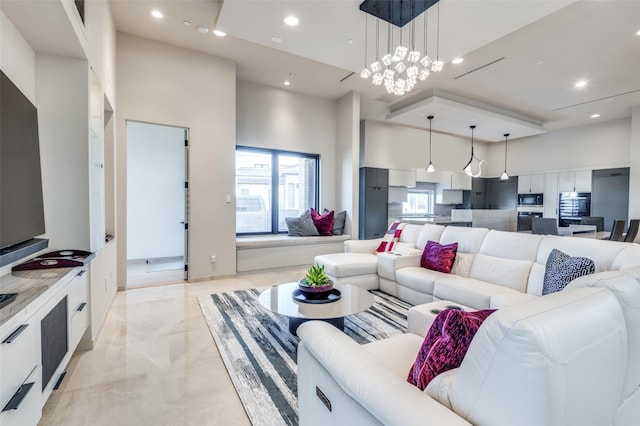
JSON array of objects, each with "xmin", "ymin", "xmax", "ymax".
[
  {"xmin": 518, "ymin": 174, "xmax": 544, "ymax": 193},
  {"xmin": 388, "ymin": 169, "xmax": 416, "ymax": 187},
  {"xmin": 0, "ymin": 314, "xmax": 41, "ymax": 426},
  {"xmin": 451, "ymin": 172, "xmax": 472, "ymax": 190},
  {"xmin": 544, "ymin": 172, "xmax": 559, "ymax": 218},
  {"xmin": 558, "ymin": 170, "xmax": 592, "ymax": 192}
]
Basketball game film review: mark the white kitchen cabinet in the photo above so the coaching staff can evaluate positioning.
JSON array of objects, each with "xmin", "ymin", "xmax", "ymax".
[
  {"xmin": 388, "ymin": 186, "xmax": 408, "ymax": 203},
  {"xmin": 451, "ymin": 172, "xmax": 472, "ymax": 190},
  {"xmin": 544, "ymin": 172, "xmax": 559, "ymax": 218},
  {"xmin": 518, "ymin": 174, "xmax": 544, "ymax": 193},
  {"xmin": 574, "ymin": 170, "xmax": 592, "ymax": 192},
  {"xmin": 388, "ymin": 169, "xmax": 416, "ymax": 187},
  {"xmin": 558, "ymin": 170, "xmax": 592, "ymax": 192}
]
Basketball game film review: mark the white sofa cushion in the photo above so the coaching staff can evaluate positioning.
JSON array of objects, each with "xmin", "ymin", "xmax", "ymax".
[
  {"xmin": 611, "ymin": 243, "xmax": 640, "ymax": 270},
  {"xmin": 433, "ymin": 276, "xmax": 520, "ymax": 310},
  {"xmin": 416, "ymin": 224, "xmax": 446, "ymax": 250},
  {"xmin": 315, "ymin": 253, "xmax": 377, "ymax": 277},
  {"xmin": 398, "ymin": 224, "xmax": 426, "ymax": 245},
  {"xmin": 479, "ymin": 230, "xmax": 542, "ymax": 261},
  {"xmin": 396, "ymin": 266, "xmax": 448, "ymax": 296},
  {"xmin": 536, "ymin": 235, "xmax": 626, "ymax": 273},
  {"xmin": 451, "ymin": 253, "xmax": 474, "ymax": 278},
  {"xmin": 468, "ymin": 253, "xmax": 533, "ymax": 293},
  {"xmin": 448, "ymin": 287, "xmax": 626, "ymax": 426},
  {"xmin": 439, "ymin": 226, "xmax": 488, "ymax": 254}
]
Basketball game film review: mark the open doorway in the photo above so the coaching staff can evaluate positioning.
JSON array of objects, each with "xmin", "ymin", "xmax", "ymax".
[{"xmin": 126, "ymin": 121, "xmax": 189, "ymax": 288}]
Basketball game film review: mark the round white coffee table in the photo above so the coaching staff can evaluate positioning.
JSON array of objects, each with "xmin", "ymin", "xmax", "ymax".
[{"xmin": 258, "ymin": 282, "xmax": 374, "ymax": 335}]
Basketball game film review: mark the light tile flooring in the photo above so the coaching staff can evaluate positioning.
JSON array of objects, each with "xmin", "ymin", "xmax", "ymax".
[
  {"xmin": 126, "ymin": 259, "xmax": 185, "ymax": 289},
  {"xmin": 40, "ymin": 267, "xmax": 308, "ymax": 426}
]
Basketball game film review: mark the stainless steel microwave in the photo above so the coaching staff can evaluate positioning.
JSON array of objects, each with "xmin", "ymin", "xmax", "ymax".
[{"xmin": 518, "ymin": 193, "xmax": 544, "ymax": 206}]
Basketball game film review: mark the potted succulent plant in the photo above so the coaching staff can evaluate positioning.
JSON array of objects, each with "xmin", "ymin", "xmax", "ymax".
[{"xmin": 298, "ymin": 264, "xmax": 334, "ymax": 299}]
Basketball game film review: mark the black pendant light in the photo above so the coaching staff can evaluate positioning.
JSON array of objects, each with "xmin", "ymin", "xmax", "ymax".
[
  {"xmin": 500, "ymin": 133, "xmax": 510, "ymax": 180},
  {"xmin": 426, "ymin": 115, "xmax": 435, "ymax": 172}
]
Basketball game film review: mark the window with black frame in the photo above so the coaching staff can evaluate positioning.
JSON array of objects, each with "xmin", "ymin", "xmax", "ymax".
[{"xmin": 235, "ymin": 147, "xmax": 319, "ymax": 234}]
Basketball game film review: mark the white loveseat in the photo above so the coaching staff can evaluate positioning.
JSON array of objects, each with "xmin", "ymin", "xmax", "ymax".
[{"xmin": 306, "ymin": 223, "xmax": 640, "ymax": 425}]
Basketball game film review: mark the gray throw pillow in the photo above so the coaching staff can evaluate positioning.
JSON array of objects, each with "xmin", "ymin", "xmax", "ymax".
[
  {"xmin": 285, "ymin": 210, "xmax": 319, "ymax": 236},
  {"xmin": 542, "ymin": 248, "xmax": 595, "ymax": 295},
  {"xmin": 332, "ymin": 210, "xmax": 347, "ymax": 235}
]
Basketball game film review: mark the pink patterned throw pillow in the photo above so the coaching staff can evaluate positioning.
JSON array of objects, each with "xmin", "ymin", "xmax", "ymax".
[
  {"xmin": 375, "ymin": 221, "xmax": 406, "ymax": 254},
  {"xmin": 310, "ymin": 208, "xmax": 334, "ymax": 236},
  {"xmin": 407, "ymin": 309, "xmax": 496, "ymax": 391},
  {"xmin": 421, "ymin": 240, "xmax": 458, "ymax": 273}
]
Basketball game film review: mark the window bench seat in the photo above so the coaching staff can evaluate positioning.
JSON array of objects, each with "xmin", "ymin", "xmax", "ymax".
[{"xmin": 236, "ymin": 234, "xmax": 351, "ymax": 272}]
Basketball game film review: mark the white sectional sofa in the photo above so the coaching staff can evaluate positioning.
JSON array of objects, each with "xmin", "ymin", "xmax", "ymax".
[
  {"xmin": 316, "ymin": 223, "xmax": 640, "ymax": 308},
  {"xmin": 305, "ymin": 223, "xmax": 640, "ymax": 426}
]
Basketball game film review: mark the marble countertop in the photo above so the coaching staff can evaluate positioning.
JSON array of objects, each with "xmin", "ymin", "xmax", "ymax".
[
  {"xmin": 395, "ymin": 216, "xmax": 468, "ymax": 224},
  {"xmin": 0, "ymin": 267, "xmax": 80, "ymax": 330}
]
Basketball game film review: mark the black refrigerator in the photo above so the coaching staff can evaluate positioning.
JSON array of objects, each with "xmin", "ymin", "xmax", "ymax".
[{"xmin": 558, "ymin": 192, "xmax": 591, "ymax": 227}]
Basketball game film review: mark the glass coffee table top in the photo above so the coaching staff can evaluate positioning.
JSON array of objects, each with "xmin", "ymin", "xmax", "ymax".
[{"xmin": 258, "ymin": 282, "xmax": 374, "ymax": 335}]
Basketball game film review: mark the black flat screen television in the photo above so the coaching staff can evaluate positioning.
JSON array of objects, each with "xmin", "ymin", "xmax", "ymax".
[{"xmin": 0, "ymin": 70, "xmax": 46, "ymax": 251}]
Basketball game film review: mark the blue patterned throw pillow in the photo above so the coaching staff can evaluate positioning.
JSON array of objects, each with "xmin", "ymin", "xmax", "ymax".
[{"xmin": 542, "ymin": 248, "xmax": 595, "ymax": 295}]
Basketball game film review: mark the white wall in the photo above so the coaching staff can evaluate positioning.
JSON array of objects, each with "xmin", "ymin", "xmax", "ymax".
[
  {"xmin": 127, "ymin": 122, "xmax": 185, "ymax": 260},
  {"xmin": 335, "ymin": 92, "xmax": 360, "ymax": 235},
  {"xmin": 484, "ymin": 118, "xmax": 631, "ymax": 176},
  {"xmin": 236, "ymin": 79, "xmax": 337, "ymax": 209},
  {"xmin": 362, "ymin": 120, "xmax": 489, "ymax": 174},
  {"xmin": 0, "ymin": 10, "xmax": 35, "ymax": 103},
  {"xmin": 116, "ymin": 33, "xmax": 236, "ymax": 282},
  {"xmin": 36, "ymin": 55, "xmax": 90, "ymax": 251}
]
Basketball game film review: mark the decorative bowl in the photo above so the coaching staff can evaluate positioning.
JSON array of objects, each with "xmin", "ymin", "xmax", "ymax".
[{"xmin": 298, "ymin": 279, "xmax": 334, "ymax": 299}]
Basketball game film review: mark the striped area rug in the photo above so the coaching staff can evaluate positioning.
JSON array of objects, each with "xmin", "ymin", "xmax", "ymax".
[{"xmin": 197, "ymin": 288, "xmax": 411, "ymax": 426}]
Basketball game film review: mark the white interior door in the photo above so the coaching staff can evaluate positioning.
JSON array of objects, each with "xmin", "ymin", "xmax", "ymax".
[{"xmin": 126, "ymin": 121, "xmax": 187, "ymax": 268}]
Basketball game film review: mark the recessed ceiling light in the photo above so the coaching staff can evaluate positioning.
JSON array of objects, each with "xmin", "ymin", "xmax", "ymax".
[
  {"xmin": 213, "ymin": 29, "xmax": 226, "ymax": 37},
  {"xmin": 591, "ymin": 113, "xmax": 601, "ymax": 118},
  {"xmin": 151, "ymin": 10, "xmax": 163, "ymax": 19},
  {"xmin": 575, "ymin": 80, "xmax": 588, "ymax": 88},
  {"xmin": 283, "ymin": 81, "xmax": 291, "ymax": 86},
  {"xmin": 284, "ymin": 16, "xmax": 299, "ymax": 26},
  {"xmin": 196, "ymin": 25, "xmax": 209, "ymax": 34},
  {"xmin": 183, "ymin": 20, "xmax": 192, "ymax": 26},
  {"xmin": 535, "ymin": 60, "xmax": 545, "ymax": 66},
  {"xmin": 346, "ymin": 38, "xmax": 354, "ymax": 45},
  {"xmin": 636, "ymin": 29, "xmax": 640, "ymax": 36},
  {"xmin": 451, "ymin": 57, "xmax": 464, "ymax": 64},
  {"xmin": 271, "ymin": 36, "xmax": 283, "ymax": 44}
]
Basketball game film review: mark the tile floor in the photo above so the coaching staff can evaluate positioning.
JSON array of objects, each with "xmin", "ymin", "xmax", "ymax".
[{"xmin": 39, "ymin": 267, "xmax": 308, "ymax": 426}]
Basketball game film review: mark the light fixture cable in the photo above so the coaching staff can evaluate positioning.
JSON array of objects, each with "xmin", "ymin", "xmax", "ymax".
[{"xmin": 427, "ymin": 115, "xmax": 435, "ymax": 172}]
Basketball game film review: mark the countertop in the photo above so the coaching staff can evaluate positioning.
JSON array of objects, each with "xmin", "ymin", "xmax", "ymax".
[{"xmin": 0, "ymin": 267, "xmax": 80, "ymax": 330}]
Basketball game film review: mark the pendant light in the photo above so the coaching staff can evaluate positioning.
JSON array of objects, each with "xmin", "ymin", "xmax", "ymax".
[
  {"xmin": 426, "ymin": 115, "xmax": 435, "ymax": 173},
  {"xmin": 463, "ymin": 125, "xmax": 486, "ymax": 178},
  {"xmin": 500, "ymin": 133, "xmax": 510, "ymax": 180}
]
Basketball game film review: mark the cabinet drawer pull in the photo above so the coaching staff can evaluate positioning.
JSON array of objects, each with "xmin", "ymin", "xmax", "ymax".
[
  {"xmin": 2, "ymin": 382, "xmax": 34, "ymax": 411},
  {"xmin": 2, "ymin": 324, "xmax": 28, "ymax": 344},
  {"xmin": 77, "ymin": 269, "xmax": 86, "ymax": 277},
  {"xmin": 77, "ymin": 302, "xmax": 87, "ymax": 312}
]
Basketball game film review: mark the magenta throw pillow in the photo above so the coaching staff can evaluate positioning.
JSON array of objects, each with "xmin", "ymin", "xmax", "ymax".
[
  {"xmin": 407, "ymin": 309, "xmax": 496, "ymax": 391},
  {"xmin": 310, "ymin": 208, "xmax": 334, "ymax": 236},
  {"xmin": 421, "ymin": 240, "xmax": 458, "ymax": 273}
]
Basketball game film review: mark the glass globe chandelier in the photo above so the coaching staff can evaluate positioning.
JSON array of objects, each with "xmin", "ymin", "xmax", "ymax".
[{"xmin": 360, "ymin": 0, "xmax": 444, "ymax": 97}]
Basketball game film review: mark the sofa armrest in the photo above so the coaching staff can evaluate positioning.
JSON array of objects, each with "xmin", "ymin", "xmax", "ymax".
[
  {"xmin": 377, "ymin": 253, "xmax": 421, "ymax": 282},
  {"xmin": 344, "ymin": 238, "xmax": 381, "ymax": 254},
  {"xmin": 298, "ymin": 321, "xmax": 472, "ymax": 426}
]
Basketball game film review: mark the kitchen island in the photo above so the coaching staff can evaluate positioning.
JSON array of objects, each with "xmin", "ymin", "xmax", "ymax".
[
  {"xmin": 394, "ymin": 215, "xmax": 471, "ymax": 227},
  {"xmin": 451, "ymin": 209, "xmax": 517, "ymax": 232}
]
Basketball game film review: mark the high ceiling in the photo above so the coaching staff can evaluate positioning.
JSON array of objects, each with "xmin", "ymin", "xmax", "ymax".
[{"xmin": 109, "ymin": 0, "xmax": 640, "ymax": 141}]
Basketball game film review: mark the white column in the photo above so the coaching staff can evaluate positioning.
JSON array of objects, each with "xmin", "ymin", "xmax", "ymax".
[{"xmin": 629, "ymin": 106, "xmax": 640, "ymax": 221}]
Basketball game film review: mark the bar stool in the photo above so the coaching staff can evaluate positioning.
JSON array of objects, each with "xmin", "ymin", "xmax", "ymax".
[
  {"xmin": 624, "ymin": 219, "xmax": 639, "ymax": 243},
  {"xmin": 609, "ymin": 219, "xmax": 626, "ymax": 242}
]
